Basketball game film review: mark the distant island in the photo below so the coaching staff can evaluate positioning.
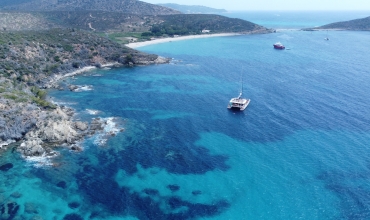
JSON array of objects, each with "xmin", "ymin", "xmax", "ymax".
[
  {"xmin": 304, "ymin": 16, "xmax": 370, "ymax": 31},
  {"xmin": 157, "ymin": 3, "xmax": 227, "ymax": 14}
]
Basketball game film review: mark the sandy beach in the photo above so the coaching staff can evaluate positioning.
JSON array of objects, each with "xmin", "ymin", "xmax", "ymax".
[{"xmin": 126, "ymin": 33, "xmax": 241, "ymax": 48}]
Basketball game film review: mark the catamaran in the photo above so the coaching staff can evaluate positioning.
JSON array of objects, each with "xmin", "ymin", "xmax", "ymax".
[{"xmin": 227, "ymin": 71, "xmax": 250, "ymax": 111}]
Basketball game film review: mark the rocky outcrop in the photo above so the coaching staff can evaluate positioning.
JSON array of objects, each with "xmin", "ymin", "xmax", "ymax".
[
  {"xmin": 132, "ymin": 55, "xmax": 171, "ymax": 65},
  {"xmin": 0, "ymin": 85, "xmax": 105, "ymax": 157},
  {"xmin": 18, "ymin": 139, "xmax": 45, "ymax": 156},
  {"xmin": 16, "ymin": 106, "xmax": 104, "ymax": 157}
]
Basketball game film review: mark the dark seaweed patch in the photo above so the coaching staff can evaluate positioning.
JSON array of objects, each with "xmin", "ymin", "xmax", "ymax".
[
  {"xmin": 318, "ymin": 169, "xmax": 370, "ymax": 219},
  {"xmin": 0, "ymin": 202, "xmax": 20, "ymax": 219},
  {"xmin": 75, "ymin": 149, "xmax": 230, "ymax": 219},
  {"xmin": 0, "ymin": 163, "xmax": 13, "ymax": 172},
  {"xmin": 56, "ymin": 181, "xmax": 67, "ymax": 189},
  {"xmin": 118, "ymin": 143, "xmax": 229, "ymax": 175},
  {"xmin": 192, "ymin": 190, "xmax": 202, "ymax": 196},
  {"xmin": 63, "ymin": 213, "xmax": 84, "ymax": 220},
  {"xmin": 167, "ymin": 184, "xmax": 180, "ymax": 192},
  {"xmin": 143, "ymin": 188, "xmax": 159, "ymax": 196},
  {"xmin": 68, "ymin": 202, "xmax": 80, "ymax": 209}
]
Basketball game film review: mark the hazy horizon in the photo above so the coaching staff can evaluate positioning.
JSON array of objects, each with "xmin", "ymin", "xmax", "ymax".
[{"xmin": 143, "ymin": 0, "xmax": 370, "ymax": 11}]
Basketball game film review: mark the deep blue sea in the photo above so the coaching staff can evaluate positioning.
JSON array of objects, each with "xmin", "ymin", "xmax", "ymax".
[{"xmin": 2, "ymin": 11, "xmax": 370, "ymax": 220}]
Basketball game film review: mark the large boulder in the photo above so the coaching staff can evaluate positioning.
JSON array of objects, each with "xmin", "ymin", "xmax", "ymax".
[
  {"xmin": 18, "ymin": 138, "xmax": 45, "ymax": 156},
  {"xmin": 74, "ymin": 121, "xmax": 88, "ymax": 131}
]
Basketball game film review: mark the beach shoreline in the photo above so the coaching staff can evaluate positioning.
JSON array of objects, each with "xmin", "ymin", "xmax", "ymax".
[
  {"xmin": 126, "ymin": 33, "xmax": 242, "ymax": 48},
  {"xmin": 47, "ymin": 62, "xmax": 120, "ymax": 89}
]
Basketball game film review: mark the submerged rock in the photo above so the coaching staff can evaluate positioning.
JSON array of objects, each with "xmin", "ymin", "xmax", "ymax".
[
  {"xmin": 0, "ymin": 163, "xmax": 13, "ymax": 172},
  {"xmin": 70, "ymin": 145, "xmax": 83, "ymax": 152},
  {"xmin": 68, "ymin": 85, "xmax": 78, "ymax": 91},
  {"xmin": 24, "ymin": 202, "xmax": 39, "ymax": 214},
  {"xmin": 10, "ymin": 192, "xmax": 22, "ymax": 198}
]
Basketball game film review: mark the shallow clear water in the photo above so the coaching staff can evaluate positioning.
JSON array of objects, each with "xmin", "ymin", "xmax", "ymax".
[{"xmin": 2, "ymin": 12, "xmax": 370, "ymax": 220}]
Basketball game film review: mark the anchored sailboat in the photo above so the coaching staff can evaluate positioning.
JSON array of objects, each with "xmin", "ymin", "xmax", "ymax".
[
  {"xmin": 227, "ymin": 70, "xmax": 250, "ymax": 111},
  {"xmin": 324, "ymin": 30, "xmax": 329, "ymax": 40}
]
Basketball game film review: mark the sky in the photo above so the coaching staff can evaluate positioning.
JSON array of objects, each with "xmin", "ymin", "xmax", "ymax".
[{"xmin": 143, "ymin": 0, "xmax": 370, "ymax": 11}]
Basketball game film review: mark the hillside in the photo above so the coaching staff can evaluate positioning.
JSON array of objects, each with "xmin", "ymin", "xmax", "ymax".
[
  {"xmin": 0, "ymin": 11, "xmax": 271, "ymax": 37},
  {"xmin": 0, "ymin": 0, "xmax": 30, "ymax": 7},
  {"xmin": 0, "ymin": 12, "xmax": 57, "ymax": 31},
  {"xmin": 1, "ymin": 0, "xmax": 180, "ymax": 15},
  {"xmin": 148, "ymin": 14, "xmax": 270, "ymax": 36},
  {"xmin": 308, "ymin": 16, "xmax": 370, "ymax": 31},
  {"xmin": 157, "ymin": 3, "xmax": 227, "ymax": 14},
  {"xmin": 0, "ymin": 28, "xmax": 164, "ymax": 88}
]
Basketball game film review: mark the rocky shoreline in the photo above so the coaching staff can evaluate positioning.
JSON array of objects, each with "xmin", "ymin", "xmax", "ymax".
[{"xmin": 0, "ymin": 57, "xmax": 169, "ymax": 161}]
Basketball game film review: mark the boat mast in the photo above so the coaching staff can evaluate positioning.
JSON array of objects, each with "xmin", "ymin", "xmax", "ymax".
[{"xmin": 238, "ymin": 67, "xmax": 243, "ymax": 99}]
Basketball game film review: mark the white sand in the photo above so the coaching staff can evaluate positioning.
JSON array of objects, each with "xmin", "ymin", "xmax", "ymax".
[{"xmin": 126, "ymin": 33, "xmax": 241, "ymax": 48}]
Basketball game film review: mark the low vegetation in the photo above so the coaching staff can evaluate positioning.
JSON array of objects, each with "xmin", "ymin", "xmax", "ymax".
[
  {"xmin": 144, "ymin": 14, "xmax": 267, "ymax": 37},
  {"xmin": 0, "ymin": 28, "xmax": 147, "ymax": 88},
  {"xmin": 320, "ymin": 16, "xmax": 370, "ymax": 30},
  {"xmin": 1, "ymin": 0, "xmax": 180, "ymax": 15}
]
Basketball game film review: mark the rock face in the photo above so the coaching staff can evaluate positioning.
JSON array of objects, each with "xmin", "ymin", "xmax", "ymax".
[
  {"xmin": 18, "ymin": 139, "xmax": 45, "ymax": 156},
  {"xmin": 0, "ymin": 99, "xmax": 37, "ymax": 142},
  {"xmin": 74, "ymin": 121, "xmax": 88, "ymax": 131},
  {"xmin": 132, "ymin": 55, "xmax": 171, "ymax": 65}
]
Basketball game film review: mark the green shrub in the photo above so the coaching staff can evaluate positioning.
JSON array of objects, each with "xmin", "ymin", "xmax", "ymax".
[
  {"xmin": 32, "ymin": 97, "xmax": 56, "ymax": 109},
  {"xmin": 3, "ymin": 93, "xmax": 18, "ymax": 101},
  {"xmin": 31, "ymin": 86, "xmax": 47, "ymax": 100},
  {"xmin": 63, "ymin": 44, "xmax": 73, "ymax": 52}
]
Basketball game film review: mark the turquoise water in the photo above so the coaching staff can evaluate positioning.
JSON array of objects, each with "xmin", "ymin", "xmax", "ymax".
[
  {"xmin": 2, "ymin": 12, "xmax": 370, "ymax": 219},
  {"xmin": 224, "ymin": 11, "xmax": 370, "ymax": 29}
]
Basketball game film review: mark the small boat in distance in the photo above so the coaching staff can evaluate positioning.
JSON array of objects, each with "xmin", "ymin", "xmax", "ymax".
[
  {"xmin": 273, "ymin": 42, "xmax": 285, "ymax": 49},
  {"xmin": 227, "ymin": 70, "xmax": 250, "ymax": 111},
  {"xmin": 324, "ymin": 30, "xmax": 329, "ymax": 40}
]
